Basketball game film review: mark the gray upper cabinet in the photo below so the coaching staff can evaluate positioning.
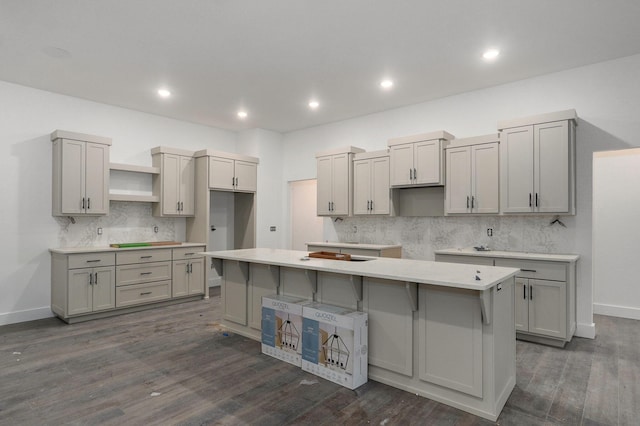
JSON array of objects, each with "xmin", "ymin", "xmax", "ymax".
[
  {"xmin": 51, "ymin": 130, "xmax": 111, "ymax": 216},
  {"xmin": 388, "ymin": 131, "xmax": 454, "ymax": 187},
  {"xmin": 498, "ymin": 110, "xmax": 577, "ymax": 214},
  {"xmin": 151, "ymin": 147, "xmax": 196, "ymax": 217},
  {"xmin": 207, "ymin": 155, "xmax": 258, "ymax": 193},
  {"xmin": 316, "ymin": 146, "xmax": 364, "ymax": 216},
  {"xmin": 445, "ymin": 134, "xmax": 499, "ymax": 215},
  {"xmin": 353, "ymin": 150, "xmax": 390, "ymax": 215}
]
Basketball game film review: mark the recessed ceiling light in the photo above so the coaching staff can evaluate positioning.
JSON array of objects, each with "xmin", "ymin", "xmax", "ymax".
[
  {"xmin": 157, "ymin": 88, "xmax": 171, "ymax": 98},
  {"xmin": 482, "ymin": 49, "xmax": 500, "ymax": 61},
  {"xmin": 380, "ymin": 79, "xmax": 394, "ymax": 89},
  {"xmin": 237, "ymin": 110, "xmax": 248, "ymax": 119},
  {"xmin": 308, "ymin": 100, "xmax": 320, "ymax": 109}
]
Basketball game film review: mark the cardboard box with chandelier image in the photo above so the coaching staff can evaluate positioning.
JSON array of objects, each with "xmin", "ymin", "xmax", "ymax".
[
  {"xmin": 261, "ymin": 295, "xmax": 309, "ymax": 367},
  {"xmin": 301, "ymin": 302, "xmax": 368, "ymax": 389}
]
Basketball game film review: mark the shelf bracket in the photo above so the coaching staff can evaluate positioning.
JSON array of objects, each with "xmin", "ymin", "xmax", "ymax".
[
  {"xmin": 304, "ymin": 269, "xmax": 317, "ymax": 294},
  {"xmin": 268, "ymin": 264, "xmax": 280, "ymax": 290},
  {"xmin": 405, "ymin": 282, "xmax": 418, "ymax": 311},
  {"xmin": 238, "ymin": 261, "xmax": 250, "ymax": 283},
  {"xmin": 210, "ymin": 258, "xmax": 223, "ymax": 276},
  {"xmin": 349, "ymin": 275, "xmax": 363, "ymax": 302},
  {"xmin": 479, "ymin": 289, "xmax": 492, "ymax": 325}
]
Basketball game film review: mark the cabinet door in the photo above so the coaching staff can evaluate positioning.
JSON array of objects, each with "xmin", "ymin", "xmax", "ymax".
[
  {"xmin": 92, "ymin": 267, "xmax": 115, "ymax": 311},
  {"xmin": 331, "ymin": 153, "xmax": 350, "ymax": 216},
  {"xmin": 248, "ymin": 264, "xmax": 279, "ymax": 330},
  {"xmin": 179, "ymin": 155, "xmax": 195, "ymax": 215},
  {"xmin": 234, "ymin": 161, "xmax": 257, "ymax": 192},
  {"xmin": 353, "ymin": 159, "xmax": 371, "ymax": 215},
  {"xmin": 501, "ymin": 126, "xmax": 534, "ymax": 213},
  {"xmin": 68, "ymin": 269, "xmax": 92, "ymax": 315},
  {"xmin": 528, "ymin": 279, "xmax": 567, "ymax": 339},
  {"xmin": 172, "ymin": 260, "xmax": 189, "ymax": 297},
  {"xmin": 415, "ymin": 140, "xmax": 441, "ymax": 185},
  {"xmin": 445, "ymin": 146, "xmax": 471, "ymax": 214},
  {"xmin": 472, "ymin": 142, "xmax": 499, "ymax": 214},
  {"xmin": 84, "ymin": 142, "xmax": 109, "ymax": 215},
  {"xmin": 316, "ymin": 156, "xmax": 333, "ymax": 215},
  {"xmin": 371, "ymin": 156, "xmax": 390, "ymax": 215},
  {"xmin": 162, "ymin": 154, "xmax": 180, "ymax": 215},
  {"xmin": 209, "ymin": 156, "xmax": 235, "ymax": 190},
  {"xmin": 188, "ymin": 258, "xmax": 205, "ymax": 295},
  {"xmin": 535, "ymin": 121, "xmax": 569, "ymax": 213},
  {"xmin": 389, "ymin": 144, "xmax": 414, "ymax": 186},
  {"xmin": 514, "ymin": 278, "xmax": 529, "ymax": 332},
  {"xmin": 60, "ymin": 140, "xmax": 86, "ymax": 215}
]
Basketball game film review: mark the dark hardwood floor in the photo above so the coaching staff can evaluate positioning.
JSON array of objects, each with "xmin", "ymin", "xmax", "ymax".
[{"xmin": 1, "ymin": 289, "xmax": 638, "ymax": 425}]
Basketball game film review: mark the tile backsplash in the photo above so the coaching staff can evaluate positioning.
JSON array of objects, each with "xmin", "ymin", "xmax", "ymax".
[
  {"xmin": 331, "ymin": 215, "xmax": 577, "ymax": 260},
  {"xmin": 54, "ymin": 202, "xmax": 177, "ymax": 247}
]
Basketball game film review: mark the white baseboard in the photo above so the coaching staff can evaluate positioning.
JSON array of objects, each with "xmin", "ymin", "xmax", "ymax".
[
  {"xmin": 594, "ymin": 303, "xmax": 640, "ymax": 321},
  {"xmin": 575, "ymin": 322, "xmax": 596, "ymax": 339},
  {"xmin": 0, "ymin": 307, "xmax": 54, "ymax": 326}
]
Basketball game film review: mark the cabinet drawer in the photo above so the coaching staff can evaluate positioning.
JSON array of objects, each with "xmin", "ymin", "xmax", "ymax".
[
  {"xmin": 116, "ymin": 262, "xmax": 172, "ymax": 286},
  {"xmin": 115, "ymin": 280, "xmax": 171, "ymax": 308},
  {"xmin": 494, "ymin": 258, "xmax": 566, "ymax": 281},
  {"xmin": 116, "ymin": 249, "xmax": 172, "ymax": 265},
  {"xmin": 68, "ymin": 252, "xmax": 115, "ymax": 269},
  {"xmin": 173, "ymin": 246, "xmax": 205, "ymax": 260}
]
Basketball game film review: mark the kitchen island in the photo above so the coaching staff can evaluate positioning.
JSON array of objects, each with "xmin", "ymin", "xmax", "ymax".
[{"xmin": 203, "ymin": 248, "xmax": 519, "ymax": 421}]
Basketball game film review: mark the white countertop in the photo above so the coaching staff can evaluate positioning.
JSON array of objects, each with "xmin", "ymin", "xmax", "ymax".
[
  {"xmin": 306, "ymin": 242, "xmax": 402, "ymax": 250},
  {"xmin": 50, "ymin": 242, "xmax": 205, "ymax": 254},
  {"xmin": 203, "ymin": 248, "xmax": 518, "ymax": 291},
  {"xmin": 435, "ymin": 247, "xmax": 579, "ymax": 262}
]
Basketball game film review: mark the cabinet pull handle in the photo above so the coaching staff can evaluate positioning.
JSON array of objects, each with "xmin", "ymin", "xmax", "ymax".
[
  {"xmin": 235, "ymin": 177, "xmax": 238, "ymax": 186},
  {"xmin": 523, "ymin": 284, "xmax": 526, "ymax": 300},
  {"xmin": 177, "ymin": 201, "xmax": 180, "ymax": 212},
  {"xmin": 409, "ymin": 169, "xmax": 412, "ymax": 180},
  {"xmin": 181, "ymin": 201, "xmax": 184, "ymax": 211},
  {"xmin": 370, "ymin": 200, "xmax": 373, "ymax": 211},
  {"xmin": 521, "ymin": 269, "xmax": 537, "ymax": 273},
  {"xmin": 189, "ymin": 263, "xmax": 193, "ymax": 273},
  {"xmin": 82, "ymin": 197, "xmax": 85, "ymax": 209},
  {"xmin": 529, "ymin": 193, "xmax": 532, "ymax": 207},
  {"xmin": 140, "ymin": 272, "xmax": 152, "ymax": 275},
  {"xmin": 140, "ymin": 255, "xmax": 152, "ymax": 259},
  {"xmin": 89, "ymin": 273, "xmax": 94, "ymax": 285},
  {"xmin": 530, "ymin": 284, "xmax": 533, "ymax": 300},
  {"xmin": 140, "ymin": 291, "xmax": 152, "ymax": 296},
  {"xmin": 471, "ymin": 196, "xmax": 475, "ymax": 209},
  {"xmin": 467, "ymin": 196, "xmax": 470, "ymax": 208},
  {"xmin": 535, "ymin": 193, "xmax": 539, "ymax": 208},
  {"xmin": 184, "ymin": 252, "xmax": 195, "ymax": 256},
  {"xmin": 413, "ymin": 168, "xmax": 417, "ymax": 181},
  {"xmin": 86, "ymin": 259, "xmax": 101, "ymax": 263},
  {"xmin": 186, "ymin": 264, "xmax": 190, "ymax": 273},
  {"xmin": 94, "ymin": 272, "xmax": 98, "ymax": 285},
  {"xmin": 232, "ymin": 177, "xmax": 235, "ymax": 186},
  {"xmin": 87, "ymin": 198, "xmax": 90, "ymax": 210}
]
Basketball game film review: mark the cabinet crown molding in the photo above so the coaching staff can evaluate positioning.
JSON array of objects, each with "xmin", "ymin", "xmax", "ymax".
[
  {"xmin": 315, "ymin": 146, "xmax": 365, "ymax": 158},
  {"xmin": 353, "ymin": 149, "xmax": 389, "ymax": 161},
  {"xmin": 387, "ymin": 130, "xmax": 455, "ymax": 147},
  {"xmin": 447, "ymin": 133, "xmax": 500, "ymax": 149},
  {"xmin": 50, "ymin": 130, "xmax": 112, "ymax": 146},
  {"xmin": 497, "ymin": 109, "xmax": 577, "ymax": 130},
  {"xmin": 194, "ymin": 149, "xmax": 259, "ymax": 164},
  {"xmin": 150, "ymin": 146, "xmax": 196, "ymax": 157}
]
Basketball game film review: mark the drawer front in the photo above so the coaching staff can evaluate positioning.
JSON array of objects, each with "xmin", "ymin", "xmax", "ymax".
[
  {"xmin": 68, "ymin": 252, "xmax": 115, "ymax": 269},
  {"xmin": 494, "ymin": 258, "xmax": 566, "ymax": 281},
  {"xmin": 116, "ymin": 262, "xmax": 172, "ymax": 286},
  {"xmin": 116, "ymin": 249, "xmax": 172, "ymax": 265},
  {"xmin": 116, "ymin": 280, "xmax": 171, "ymax": 308},
  {"xmin": 173, "ymin": 246, "xmax": 205, "ymax": 261},
  {"xmin": 435, "ymin": 254, "xmax": 495, "ymax": 266}
]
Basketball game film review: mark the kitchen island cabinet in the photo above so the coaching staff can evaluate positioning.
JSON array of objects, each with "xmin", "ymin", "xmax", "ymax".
[{"xmin": 204, "ymin": 248, "xmax": 518, "ymax": 421}]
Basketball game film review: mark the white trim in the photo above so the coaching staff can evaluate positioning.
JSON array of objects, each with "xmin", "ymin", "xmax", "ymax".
[
  {"xmin": 0, "ymin": 307, "xmax": 54, "ymax": 326},
  {"xmin": 593, "ymin": 303, "xmax": 640, "ymax": 321},
  {"xmin": 575, "ymin": 321, "xmax": 596, "ymax": 339}
]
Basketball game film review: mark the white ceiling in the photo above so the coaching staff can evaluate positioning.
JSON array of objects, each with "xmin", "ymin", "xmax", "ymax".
[{"xmin": 2, "ymin": 1, "xmax": 640, "ymax": 133}]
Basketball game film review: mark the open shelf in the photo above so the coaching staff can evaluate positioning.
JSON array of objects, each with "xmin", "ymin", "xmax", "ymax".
[
  {"xmin": 109, "ymin": 193, "xmax": 159, "ymax": 202},
  {"xmin": 110, "ymin": 162, "xmax": 160, "ymax": 174}
]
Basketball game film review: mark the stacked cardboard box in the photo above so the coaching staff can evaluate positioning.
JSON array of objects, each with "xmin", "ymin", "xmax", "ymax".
[
  {"xmin": 261, "ymin": 295, "xmax": 308, "ymax": 367},
  {"xmin": 301, "ymin": 302, "xmax": 368, "ymax": 390}
]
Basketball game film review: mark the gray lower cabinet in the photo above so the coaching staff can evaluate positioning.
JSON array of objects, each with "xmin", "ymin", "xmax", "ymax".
[
  {"xmin": 51, "ymin": 245, "xmax": 205, "ymax": 323},
  {"xmin": 435, "ymin": 251, "xmax": 576, "ymax": 346}
]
